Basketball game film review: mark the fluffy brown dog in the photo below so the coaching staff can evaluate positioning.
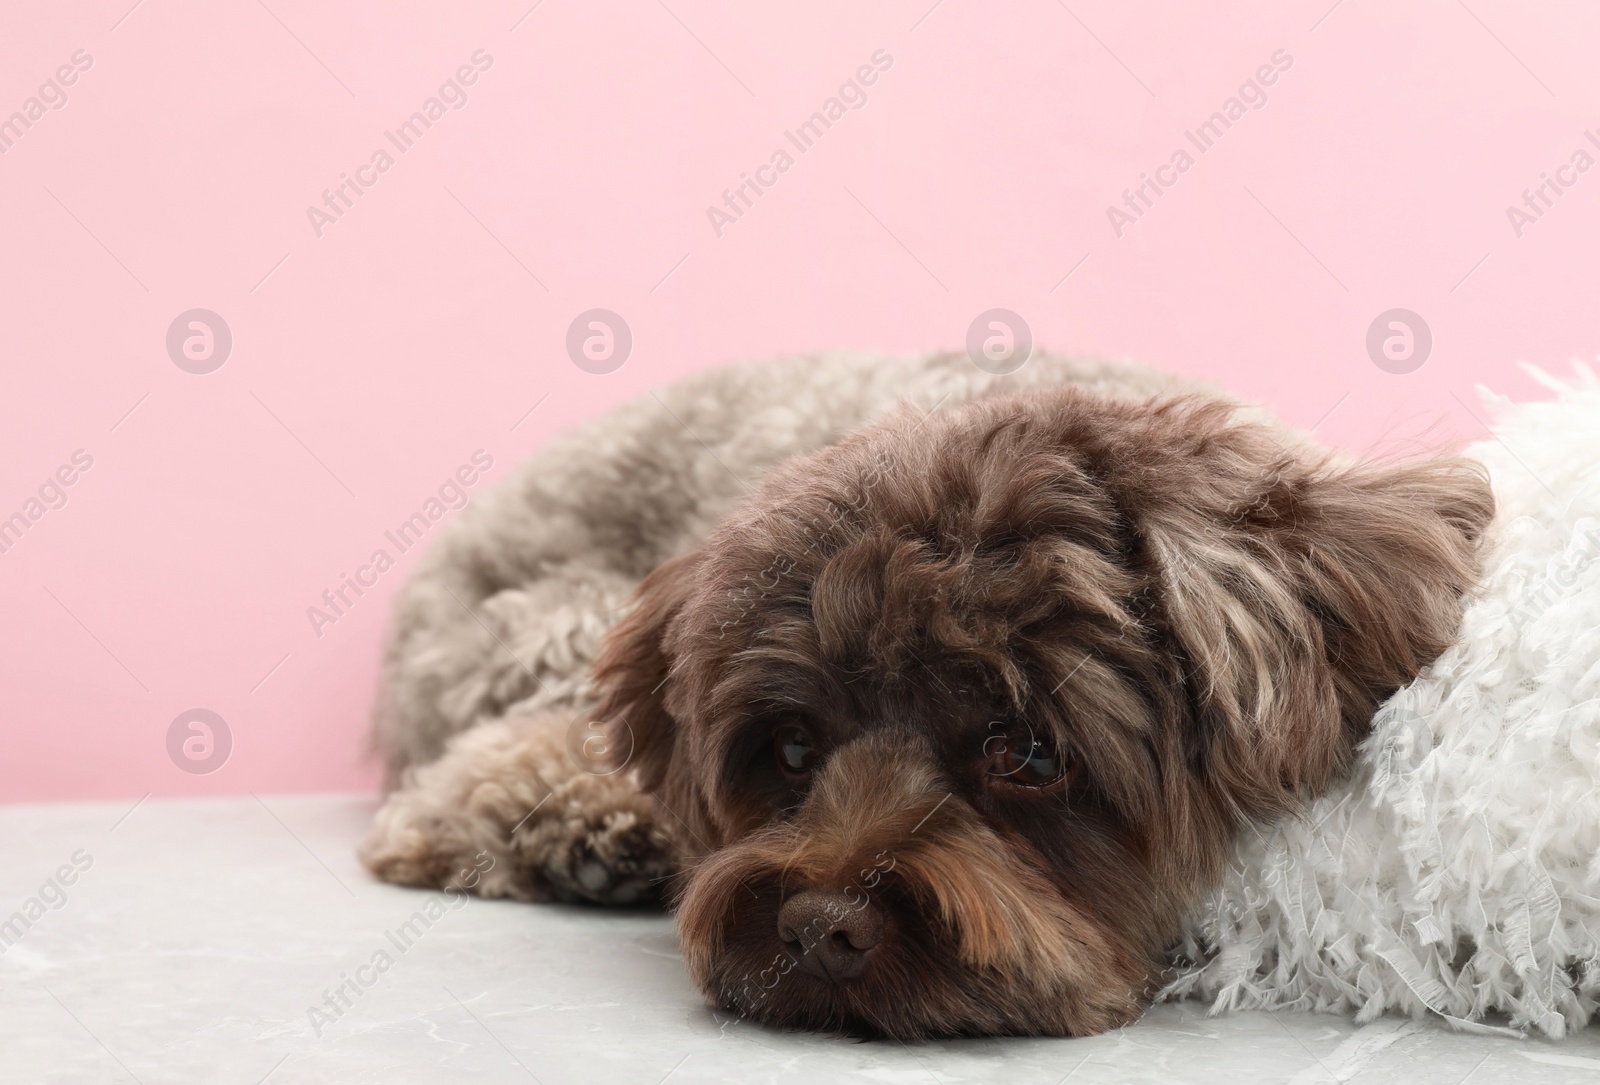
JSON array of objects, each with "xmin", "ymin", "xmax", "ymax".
[
  {"xmin": 590, "ymin": 386, "xmax": 1491, "ymax": 1037},
  {"xmin": 362, "ymin": 354, "xmax": 1492, "ymax": 1038}
]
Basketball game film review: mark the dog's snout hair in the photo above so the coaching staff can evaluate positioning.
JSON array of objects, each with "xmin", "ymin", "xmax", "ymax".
[
  {"xmin": 679, "ymin": 729, "xmax": 1146, "ymax": 1034},
  {"xmin": 770, "ymin": 730, "xmax": 1103, "ymax": 979}
]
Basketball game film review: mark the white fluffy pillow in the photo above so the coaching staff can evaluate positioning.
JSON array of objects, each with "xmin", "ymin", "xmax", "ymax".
[{"xmin": 1169, "ymin": 365, "xmax": 1600, "ymax": 1038}]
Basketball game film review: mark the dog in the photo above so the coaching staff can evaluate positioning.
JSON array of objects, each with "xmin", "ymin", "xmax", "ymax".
[{"xmin": 362, "ymin": 351, "xmax": 1492, "ymax": 1038}]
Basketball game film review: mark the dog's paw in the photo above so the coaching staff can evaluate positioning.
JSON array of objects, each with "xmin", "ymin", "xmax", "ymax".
[
  {"xmin": 361, "ymin": 710, "xmax": 680, "ymax": 906},
  {"xmin": 523, "ymin": 805, "xmax": 676, "ymax": 906}
]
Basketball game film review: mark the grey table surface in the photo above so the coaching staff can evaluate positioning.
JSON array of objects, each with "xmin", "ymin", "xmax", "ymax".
[{"xmin": 2, "ymin": 794, "xmax": 1598, "ymax": 1084}]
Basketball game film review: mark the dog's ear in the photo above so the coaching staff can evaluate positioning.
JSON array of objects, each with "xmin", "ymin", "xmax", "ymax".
[
  {"xmin": 592, "ymin": 548, "xmax": 703, "ymax": 791},
  {"xmin": 1146, "ymin": 437, "xmax": 1493, "ymax": 819}
]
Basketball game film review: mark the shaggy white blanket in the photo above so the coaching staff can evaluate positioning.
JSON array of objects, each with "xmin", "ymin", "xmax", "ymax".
[{"xmin": 1168, "ymin": 365, "xmax": 1600, "ymax": 1038}]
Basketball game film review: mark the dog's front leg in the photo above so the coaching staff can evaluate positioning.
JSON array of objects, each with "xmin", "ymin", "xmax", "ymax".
[{"xmin": 360, "ymin": 709, "xmax": 678, "ymax": 905}]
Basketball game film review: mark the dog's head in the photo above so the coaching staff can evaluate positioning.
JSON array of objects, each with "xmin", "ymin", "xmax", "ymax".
[{"xmin": 594, "ymin": 388, "xmax": 1492, "ymax": 1037}]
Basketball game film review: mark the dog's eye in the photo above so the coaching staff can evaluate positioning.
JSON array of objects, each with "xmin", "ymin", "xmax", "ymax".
[
  {"xmin": 984, "ymin": 725, "xmax": 1068, "ymax": 788},
  {"xmin": 774, "ymin": 724, "xmax": 818, "ymax": 778}
]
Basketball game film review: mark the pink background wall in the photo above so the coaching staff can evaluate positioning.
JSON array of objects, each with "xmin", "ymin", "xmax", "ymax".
[{"xmin": 2, "ymin": 1, "xmax": 1594, "ymax": 803}]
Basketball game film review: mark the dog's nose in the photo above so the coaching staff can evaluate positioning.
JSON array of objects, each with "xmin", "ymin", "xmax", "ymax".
[{"xmin": 777, "ymin": 889, "xmax": 884, "ymax": 983}]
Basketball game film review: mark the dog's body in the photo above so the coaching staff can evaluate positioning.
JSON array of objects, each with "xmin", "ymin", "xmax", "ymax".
[{"xmin": 364, "ymin": 353, "xmax": 1492, "ymax": 1036}]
